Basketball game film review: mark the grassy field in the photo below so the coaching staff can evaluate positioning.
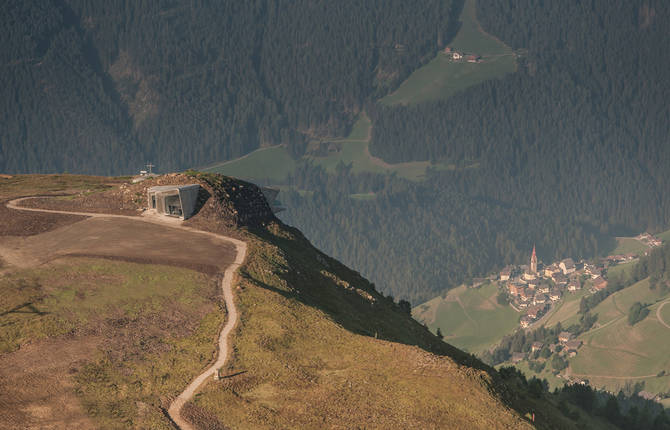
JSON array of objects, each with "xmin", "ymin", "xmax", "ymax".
[
  {"xmin": 588, "ymin": 278, "xmax": 668, "ymax": 326},
  {"xmin": 0, "ymin": 257, "xmax": 223, "ymax": 429},
  {"xmin": 608, "ymin": 237, "xmax": 649, "ymax": 255},
  {"xmin": 203, "ymin": 114, "xmax": 453, "ymax": 182},
  {"xmin": 658, "ymin": 228, "xmax": 670, "ymax": 242},
  {"xmin": 606, "ymin": 260, "xmax": 637, "ymax": 281},
  {"xmin": 570, "ymin": 301, "xmax": 670, "ymax": 394},
  {"xmin": 661, "ymin": 300, "xmax": 670, "ymax": 325},
  {"xmin": 203, "ymin": 145, "xmax": 297, "ymax": 182},
  {"xmin": 509, "ymin": 283, "xmax": 670, "ymax": 397},
  {"xmin": 556, "ymin": 280, "xmax": 670, "ymax": 395},
  {"xmin": 542, "ymin": 289, "xmax": 590, "ymax": 328},
  {"xmin": 509, "ymin": 360, "xmax": 565, "ymax": 392},
  {"xmin": 0, "ymin": 174, "xmax": 613, "ymax": 428},
  {"xmin": 380, "ymin": 0, "xmax": 516, "ymax": 106},
  {"xmin": 349, "ymin": 192, "xmax": 377, "ymax": 201},
  {"xmin": 413, "ymin": 283, "xmax": 520, "ymax": 354}
]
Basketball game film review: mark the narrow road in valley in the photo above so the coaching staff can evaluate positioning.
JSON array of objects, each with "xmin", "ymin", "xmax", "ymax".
[
  {"xmin": 569, "ymin": 372, "xmax": 659, "ymax": 380},
  {"xmin": 6, "ymin": 197, "xmax": 247, "ymax": 430},
  {"xmin": 657, "ymin": 300, "xmax": 670, "ymax": 329}
]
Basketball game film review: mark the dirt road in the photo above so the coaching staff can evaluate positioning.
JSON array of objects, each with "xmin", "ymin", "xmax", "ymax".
[
  {"xmin": 6, "ymin": 198, "xmax": 247, "ymax": 430},
  {"xmin": 657, "ymin": 300, "xmax": 670, "ymax": 329}
]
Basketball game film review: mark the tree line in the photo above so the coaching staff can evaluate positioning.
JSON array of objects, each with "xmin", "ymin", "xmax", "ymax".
[{"xmin": 1, "ymin": 0, "xmax": 460, "ymax": 174}]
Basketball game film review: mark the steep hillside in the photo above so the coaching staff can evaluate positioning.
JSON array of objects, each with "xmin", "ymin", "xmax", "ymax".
[
  {"xmin": 0, "ymin": 174, "xmax": 614, "ymax": 429},
  {"xmin": 1, "ymin": 0, "xmax": 459, "ymax": 175}
]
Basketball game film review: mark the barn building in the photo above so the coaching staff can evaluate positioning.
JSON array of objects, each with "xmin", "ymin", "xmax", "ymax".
[{"xmin": 147, "ymin": 185, "xmax": 200, "ymax": 219}]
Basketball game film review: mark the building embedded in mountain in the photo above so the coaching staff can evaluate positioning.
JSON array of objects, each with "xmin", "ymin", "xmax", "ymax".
[{"xmin": 147, "ymin": 184, "xmax": 200, "ymax": 219}]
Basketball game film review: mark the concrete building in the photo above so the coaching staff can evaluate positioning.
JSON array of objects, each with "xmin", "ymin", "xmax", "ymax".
[{"xmin": 147, "ymin": 184, "xmax": 200, "ymax": 219}]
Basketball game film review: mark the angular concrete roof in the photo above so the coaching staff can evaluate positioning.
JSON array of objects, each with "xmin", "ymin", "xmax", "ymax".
[{"xmin": 148, "ymin": 184, "xmax": 200, "ymax": 192}]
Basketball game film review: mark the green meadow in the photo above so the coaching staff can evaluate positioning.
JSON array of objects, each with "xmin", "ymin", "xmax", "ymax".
[
  {"xmin": 380, "ymin": 0, "xmax": 516, "ymax": 106},
  {"xmin": 413, "ymin": 283, "xmax": 519, "ymax": 354},
  {"xmin": 203, "ymin": 114, "xmax": 452, "ymax": 182}
]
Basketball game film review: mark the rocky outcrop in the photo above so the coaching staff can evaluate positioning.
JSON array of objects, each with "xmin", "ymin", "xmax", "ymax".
[{"xmin": 191, "ymin": 172, "xmax": 276, "ymax": 227}]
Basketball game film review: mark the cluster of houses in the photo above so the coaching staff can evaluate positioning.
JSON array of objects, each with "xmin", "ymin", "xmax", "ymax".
[
  {"xmin": 443, "ymin": 46, "xmax": 481, "ymax": 63},
  {"xmin": 499, "ymin": 246, "xmax": 614, "ymax": 329},
  {"xmin": 636, "ymin": 232, "xmax": 663, "ymax": 248},
  {"xmin": 510, "ymin": 331, "xmax": 584, "ymax": 364}
]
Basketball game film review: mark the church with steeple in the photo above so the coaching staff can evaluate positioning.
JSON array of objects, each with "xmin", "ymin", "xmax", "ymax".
[
  {"xmin": 530, "ymin": 245, "xmax": 537, "ymax": 274},
  {"xmin": 523, "ymin": 245, "xmax": 538, "ymax": 281}
]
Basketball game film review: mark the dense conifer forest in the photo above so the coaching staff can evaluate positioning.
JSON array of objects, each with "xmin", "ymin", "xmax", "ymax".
[
  {"xmin": 1, "ymin": 0, "xmax": 457, "ymax": 174},
  {"xmin": 369, "ymin": 0, "xmax": 670, "ymax": 233},
  {"xmin": 279, "ymin": 0, "xmax": 670, "ymax": 302}
]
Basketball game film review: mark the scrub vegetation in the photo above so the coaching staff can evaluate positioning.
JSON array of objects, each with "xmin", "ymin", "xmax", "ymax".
[{"xmin": 0, "ymin": 258, "xmax": 223, "ymax": 429}]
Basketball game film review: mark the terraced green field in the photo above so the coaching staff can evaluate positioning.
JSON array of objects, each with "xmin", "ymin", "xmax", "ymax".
[
  {"xmin": 413, "ymin": 283, "xmax": 519, "ymax": 354},
  {"xmin": 380, "ymin": 0, "xmax": 516, "ymax": 106}
]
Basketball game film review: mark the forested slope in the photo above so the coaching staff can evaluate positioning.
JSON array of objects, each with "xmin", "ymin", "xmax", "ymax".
[
  {"xmin": 1, "ymin": 0, "xmax": 458, "ymax": 174},
  {"xmin": 277, "ymin": 0, "xmax": 670, "ymax": 303},
  {"xmin": 368, "ymin": 0, "xmax": 670, "ymax": 233}
]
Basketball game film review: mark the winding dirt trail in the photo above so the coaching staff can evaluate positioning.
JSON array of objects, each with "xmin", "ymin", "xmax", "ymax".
[
  {"xmin": 6, "ymin": 197, "xmax": 247, "ymax": 430},
  {"xmin": 657, "ymin": 300, "xmax": 670, "ymax": 329}
]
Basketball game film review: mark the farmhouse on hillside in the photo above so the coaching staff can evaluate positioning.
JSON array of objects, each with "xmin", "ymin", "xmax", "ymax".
[{"xmin": 558, "ymin": 332, "xmax": 573, "ymax": 343}]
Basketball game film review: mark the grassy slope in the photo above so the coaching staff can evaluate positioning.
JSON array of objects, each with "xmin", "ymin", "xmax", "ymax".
[
  {"xmin": 188, "ymin": 229, "xmax": 526, "ymax": 429},
  {"xmin": 659, "ymin": 228, "xmax": 670, "ymax": 242},
  {"xmin": 0, "ymin": 175, "xmax": 611, "ymax": 429},
  {"xmin": 606, "ymin": 260, "xmax": 637, "ymax": 280},
  {"xmin": 0, "ymin": 257, "xmax": 222, "ymax": 429},
  {"xmin": 662, "ymin": 301, "xmax": 670, "ymax": 324},
  {"xmin": 571, "ymin": 301, "xmax": 670, "ymax": 394},
  {"xmin": 202, "ymin": 146, "xmax": 297, "ymax": 183},
  {"xmin": 204, "ymin": 114, "xmax": 448, "ymax": 182},
  {"xmin": 188, "ymin": 223, "xmax": 596, "ymax": 429},
  {"xmin": 413, "ymin": 283, "xmax": 520, "ymax": 354},
  {"xmin": 570, "ymin": 280, "xmax": 670, "ymax": 386},
  {"xmin": 542, "ymin": 289, "xmax": 590, "ymax": 328},
  {"xmin": 380, "ymin": 0, "xmax": 516, "ymax": 106},
  {"xmin": 608, "ymin": 237, "xmax": 649, "ymax": 255},
  {"xmin": 513, "ymin": 276, "xmax": 670, "ymax": 396}
]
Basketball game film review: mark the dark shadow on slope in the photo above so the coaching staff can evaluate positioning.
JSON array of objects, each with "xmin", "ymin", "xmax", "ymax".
[{"xmin": 247, "ymin": 222, "xmax": 491, "ymax": 373}]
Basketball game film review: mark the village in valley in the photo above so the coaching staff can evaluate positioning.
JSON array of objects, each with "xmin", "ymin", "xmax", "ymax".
[{"xmin": 462, "ymin": 232, "xmax": 666, "ymax": 359}]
